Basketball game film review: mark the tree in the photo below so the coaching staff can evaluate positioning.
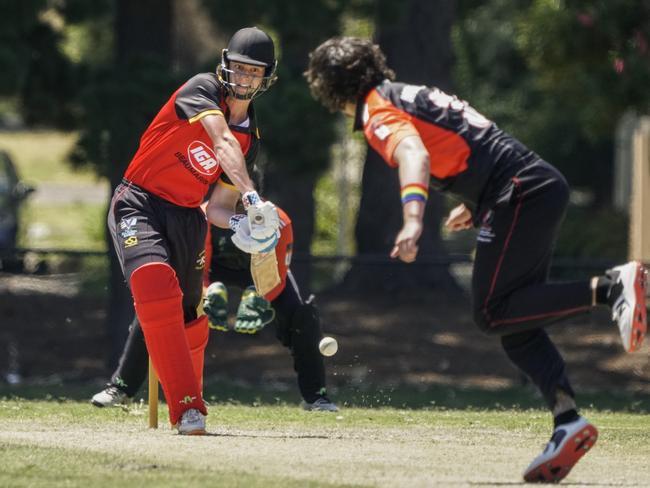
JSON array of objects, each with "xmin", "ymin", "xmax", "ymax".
[
  {"xmin": 69, "ymin": 0, "xmax": 178, "ymax": 368},
  {"xmin": 201, "ymin": 0, "xmax": 342, "ymax": 289},
  {"xmin": 453, "ymin": 0, "xmax": 649, "ymax": 260},
  {"xmin": 454, "ymin": 0, "xmax": 650, "ymax": 206},
  {"xmin": 0, "ymin": 0, "xmax": 80, "ymax": 128},
  {"xmin": 343, "ymin": 0, "xmax": 459, "ymax": 292}
]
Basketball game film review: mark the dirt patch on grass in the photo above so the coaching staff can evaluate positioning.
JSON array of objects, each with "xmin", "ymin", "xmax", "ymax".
[
  {"xmin": 2, "ymin": 411, "xmax": 649, "ymax": 487},
  {"xmin": 1, "ymin": 273, "xmax": 649, "ymax": 399}
]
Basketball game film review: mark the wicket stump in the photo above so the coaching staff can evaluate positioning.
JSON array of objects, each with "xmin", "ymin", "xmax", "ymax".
[{"xmin": 148, "ymin": 359, "xmax": 158, "ymax": 429}]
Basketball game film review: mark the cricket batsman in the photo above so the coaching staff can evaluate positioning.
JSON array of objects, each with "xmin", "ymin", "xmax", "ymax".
[
  {"xmin": 305, "ymin": 36, "xmax": 647, "ymax": 483},
  {"xmin": 108, "ymin": 27, "xmax": 281, "ymax": 434}
]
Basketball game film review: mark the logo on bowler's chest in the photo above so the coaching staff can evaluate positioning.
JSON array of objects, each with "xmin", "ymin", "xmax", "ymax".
[{"xmin": 187, "ymin": 141, "xmax": 220, "ymax": 176}]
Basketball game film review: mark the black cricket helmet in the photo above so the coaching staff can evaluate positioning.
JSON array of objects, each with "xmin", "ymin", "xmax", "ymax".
[{"xmin": 217, "ymin": 27, "xmax": 278, "ymax": 100}]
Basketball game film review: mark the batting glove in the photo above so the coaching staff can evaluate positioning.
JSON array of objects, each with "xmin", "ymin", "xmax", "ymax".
[
  {"xmin": 231, "ymin": 220, "xmax": 279, "ymax": 254},
  {"xmin": 247, "ymin": 201, "xmax": 280, "ymax": 241}
]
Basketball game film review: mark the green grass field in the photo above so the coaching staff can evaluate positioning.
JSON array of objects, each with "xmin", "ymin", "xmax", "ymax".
[
  {"xmin": 0, "ymin": 131, "xmax": 94, "ymax": 184},
  {"xmin": 2, "ymin": 397, "xmax": 649, "ymax": 487},
  {"xmin": 0, "ymin": 130, "xmax": 109, "ymax": 251}
]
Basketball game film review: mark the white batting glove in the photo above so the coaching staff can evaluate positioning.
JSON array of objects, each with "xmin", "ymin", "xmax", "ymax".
[
  {"xmin": 231, "ymin": 220, "xmax": 279, "ymax": 254},
  {"xmin": 241, "ymin": 191, "xmax": 261, "ymax": 210},
  {"xmin": 248, "ymin": 201, "xmax": 280, "ymax": 241}
]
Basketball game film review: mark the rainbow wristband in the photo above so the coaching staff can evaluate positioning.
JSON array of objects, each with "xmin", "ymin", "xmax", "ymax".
[{"xmin": 400, "ymin": 183, "xmax": 428, "ymax": 205}]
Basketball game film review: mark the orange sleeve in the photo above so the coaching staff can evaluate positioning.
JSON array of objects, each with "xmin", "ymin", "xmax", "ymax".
[
  {"xmin": 363, "ymin": 90, "xmax": 420, "ymax": 167},
  {"xmin": 264, "ymin": 207, "xmax": 292, "ymax": 301}
]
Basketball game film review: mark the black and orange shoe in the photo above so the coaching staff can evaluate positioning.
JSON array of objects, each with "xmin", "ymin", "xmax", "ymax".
[
  {"xmin": 607, "ymin": 261, "xmax": 648, "ymax": 353},
  {"xmin": 523, "ymin": 417, "xmax": 598, "ymax": 483}
]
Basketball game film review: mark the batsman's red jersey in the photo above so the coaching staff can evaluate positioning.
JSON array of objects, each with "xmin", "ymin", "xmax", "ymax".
[{"xmin": 124, "ymin": 73, "xmax": 259, "ymax": 207}]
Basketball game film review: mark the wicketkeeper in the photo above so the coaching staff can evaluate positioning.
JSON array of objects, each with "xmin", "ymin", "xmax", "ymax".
[{"xmin": 305, "ymin": 37, "xmax": 647, "ymax": 483}]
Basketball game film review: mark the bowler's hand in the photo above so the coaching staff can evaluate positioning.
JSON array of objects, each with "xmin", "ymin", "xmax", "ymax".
[
  {"xmin": 390, "ymin": 218, "xmax": 423, "ymax": 263},
  {"xmin": 445, "ymin": 204, "xmax": 472, "ymax": 231}
]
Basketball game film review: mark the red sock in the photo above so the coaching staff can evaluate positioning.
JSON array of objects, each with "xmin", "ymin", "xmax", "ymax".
[
  {"xmin": 130, "ymin": 262, "xmax": 206, "ymax": 424},
  {"xmin": 185, "ymin": 315, "xmax": 209, "ymax": 392}
]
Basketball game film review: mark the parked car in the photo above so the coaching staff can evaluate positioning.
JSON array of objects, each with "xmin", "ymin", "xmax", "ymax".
[{"xmin": 0, "ymin": 150, "xmax": 34, "ymax": 256}]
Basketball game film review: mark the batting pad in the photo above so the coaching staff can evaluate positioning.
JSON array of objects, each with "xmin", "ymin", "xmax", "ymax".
[
  {"xmin": 130, "ymin": 262, "xmax": 206, "ymax": 424},
  {"xmin": 185, "ymin": 315, "xmax": 209, "ymax": 392},
  {"xmin": 251, "ymin": 251, "xmax": 281, "ymax": 297}
]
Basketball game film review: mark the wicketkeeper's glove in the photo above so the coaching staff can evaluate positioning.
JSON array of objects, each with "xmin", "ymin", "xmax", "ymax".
[
  {"xmin": 203, "ymin": 281, "xmax": 229, "ymax": 331},
  {"xmin": 234, "ymin": 286, "xmax": 275, "ymax": 334}
]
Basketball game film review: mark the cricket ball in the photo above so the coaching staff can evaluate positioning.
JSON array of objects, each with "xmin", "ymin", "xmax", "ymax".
[{"xmin": 319, "ymin": 336, "xmax": 338, "ymax": 357}]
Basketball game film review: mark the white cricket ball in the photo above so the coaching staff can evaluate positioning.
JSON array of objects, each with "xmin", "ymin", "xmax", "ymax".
[{"xmin": 319, "ymin": 336, "xmax": 338, "ymax": 357}]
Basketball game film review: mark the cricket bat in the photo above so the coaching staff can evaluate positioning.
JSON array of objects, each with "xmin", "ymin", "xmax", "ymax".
[{"xmin": 250, "ymin": 251, "xmax": 281, "ymax": 296}]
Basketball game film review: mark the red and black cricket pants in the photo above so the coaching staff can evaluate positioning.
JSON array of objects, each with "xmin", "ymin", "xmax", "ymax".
[
  {"xmin": 108, "ymin": 180, "xmax": 208, "ymax": 423},
  {"xmin": 472, "ymin": 158, "xmax": 593, "ymax": 408}
]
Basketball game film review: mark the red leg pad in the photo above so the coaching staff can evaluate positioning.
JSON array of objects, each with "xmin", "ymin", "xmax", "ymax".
[
  {"xmin": 185, "ymin": 315, "xmax": 209, "ymax": 392},
  {"xmin": 130, "ymin": 262, "xmax": 206, "ymax": 424}
]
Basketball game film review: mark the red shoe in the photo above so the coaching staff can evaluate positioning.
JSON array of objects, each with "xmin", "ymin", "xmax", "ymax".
[
  {"xmin": 523, "ymin": 417, "xmax": 598, "ymax": 483},
  {"xmin": 607, "ymin": 261, "xmax": 648, "ymax": 352}
]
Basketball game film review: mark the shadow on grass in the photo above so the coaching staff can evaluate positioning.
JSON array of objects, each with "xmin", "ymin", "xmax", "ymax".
[{"xmin": 2, "ymin": 379, "xmax": 649, "ymax": 413}]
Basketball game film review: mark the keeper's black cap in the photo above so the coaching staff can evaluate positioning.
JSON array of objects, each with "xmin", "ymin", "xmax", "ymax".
[{"xmin": 226, "ymin": 27, "xmax": 275, "ymax": 68}]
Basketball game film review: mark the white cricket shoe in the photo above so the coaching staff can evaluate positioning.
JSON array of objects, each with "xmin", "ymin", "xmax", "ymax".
[
  {"xmin": 302, "ymin": 396, "xmax": 339, "ymax": 412},
  {"xmin": 176, "ymin": 408, "xmax": 206, "ymax": 435},
  {"xmin": 523, "ymin": 416, "xmax": 598, "ymax": 483},
  {"xmin": 606, "ymin": 261, "xmax": 647, "ymax": 352},
  {"xmin": 91, "ymin": 385, "xmax": 130, "ymax": 408}
]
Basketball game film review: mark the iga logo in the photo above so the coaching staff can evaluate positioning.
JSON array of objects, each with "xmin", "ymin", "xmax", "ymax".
[{"xmin": 187, "ymin": 141, "xmax": 220, "ymax": 176}]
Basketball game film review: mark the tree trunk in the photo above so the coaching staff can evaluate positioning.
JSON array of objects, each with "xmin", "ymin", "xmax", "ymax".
[
  {"xmin": 256, "ymin": 9, "xmax": 339, "ymax": 296},
  {"xmin": 106, "ymin": 0, "xmax": 173, "ymax": 369},
  {"xmin": 344, "ymin": 0, "xmax": 458, "ymax": 293}
]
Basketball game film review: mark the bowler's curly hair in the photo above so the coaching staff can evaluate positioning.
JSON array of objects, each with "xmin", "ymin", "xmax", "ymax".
[{"xmin": 305, "ymin": 37, "xmax": 395, "ymax": 112}]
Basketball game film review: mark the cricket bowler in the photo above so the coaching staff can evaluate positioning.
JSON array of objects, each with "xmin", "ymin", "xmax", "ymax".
[{"xmin": 305, "ymin": 36, "xmax": 647, "ymax": 483}]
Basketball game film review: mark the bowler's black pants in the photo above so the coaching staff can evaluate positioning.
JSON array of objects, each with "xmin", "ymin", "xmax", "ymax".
[{"xmin": 472, "ymin": 159, "xmax": 592, "ymax": 408}]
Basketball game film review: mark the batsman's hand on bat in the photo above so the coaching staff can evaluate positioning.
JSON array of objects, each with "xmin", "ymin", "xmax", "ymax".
[
  {"xmin": 445, "ymin": 203, "xmax": 473, "ymax": 232},
  {"xmin": 390, "ymin": 217, "xmax": 423, "ymax": 263},
  {"xmin": 242, "ymin": 191, "xmax": 280, "ymax": 241},
  {"xmin": 229, "ymin": 213, "xmax": 279, "ymax": 254}
]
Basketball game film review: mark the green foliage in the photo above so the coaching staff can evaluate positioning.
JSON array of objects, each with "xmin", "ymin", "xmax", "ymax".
[
  {"xmin": 20, "ymin": 202, "xmax": 106, "ymax": 250},
  {"xmin": 555, "ymin": 205, "xmax": 628, "ymax": 260},
  {"xmin": 0, "ymin": 131, "xmax": 85, "ymax": 183},
  {"xmin": 0, "ymin": 2, "xmax": 79, "ymax": 127},
  {"xmin": 519, "ymin": 0, "xmax": 650, "ymax": 137},
  {"xmin": 254, "ymin": 78, "xmax": 336, "ymax": 177},
  {"xmin": 0, "ymin": 0, "xmax": 48, "ymax": 95},
  {"xmin": 69, "ymin": 57, "xmax": 182, "ymax": 180},
  {"xmin": 201, "ymin": 0, "xmax": 343, "ymax": 178},
  {"xmin": 313, "ymin": 174, "xmax": 338, "ymax": 255},
  {"xmin": 453, "ymin": 0, "xmax": 650, "ymax": 206}
]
